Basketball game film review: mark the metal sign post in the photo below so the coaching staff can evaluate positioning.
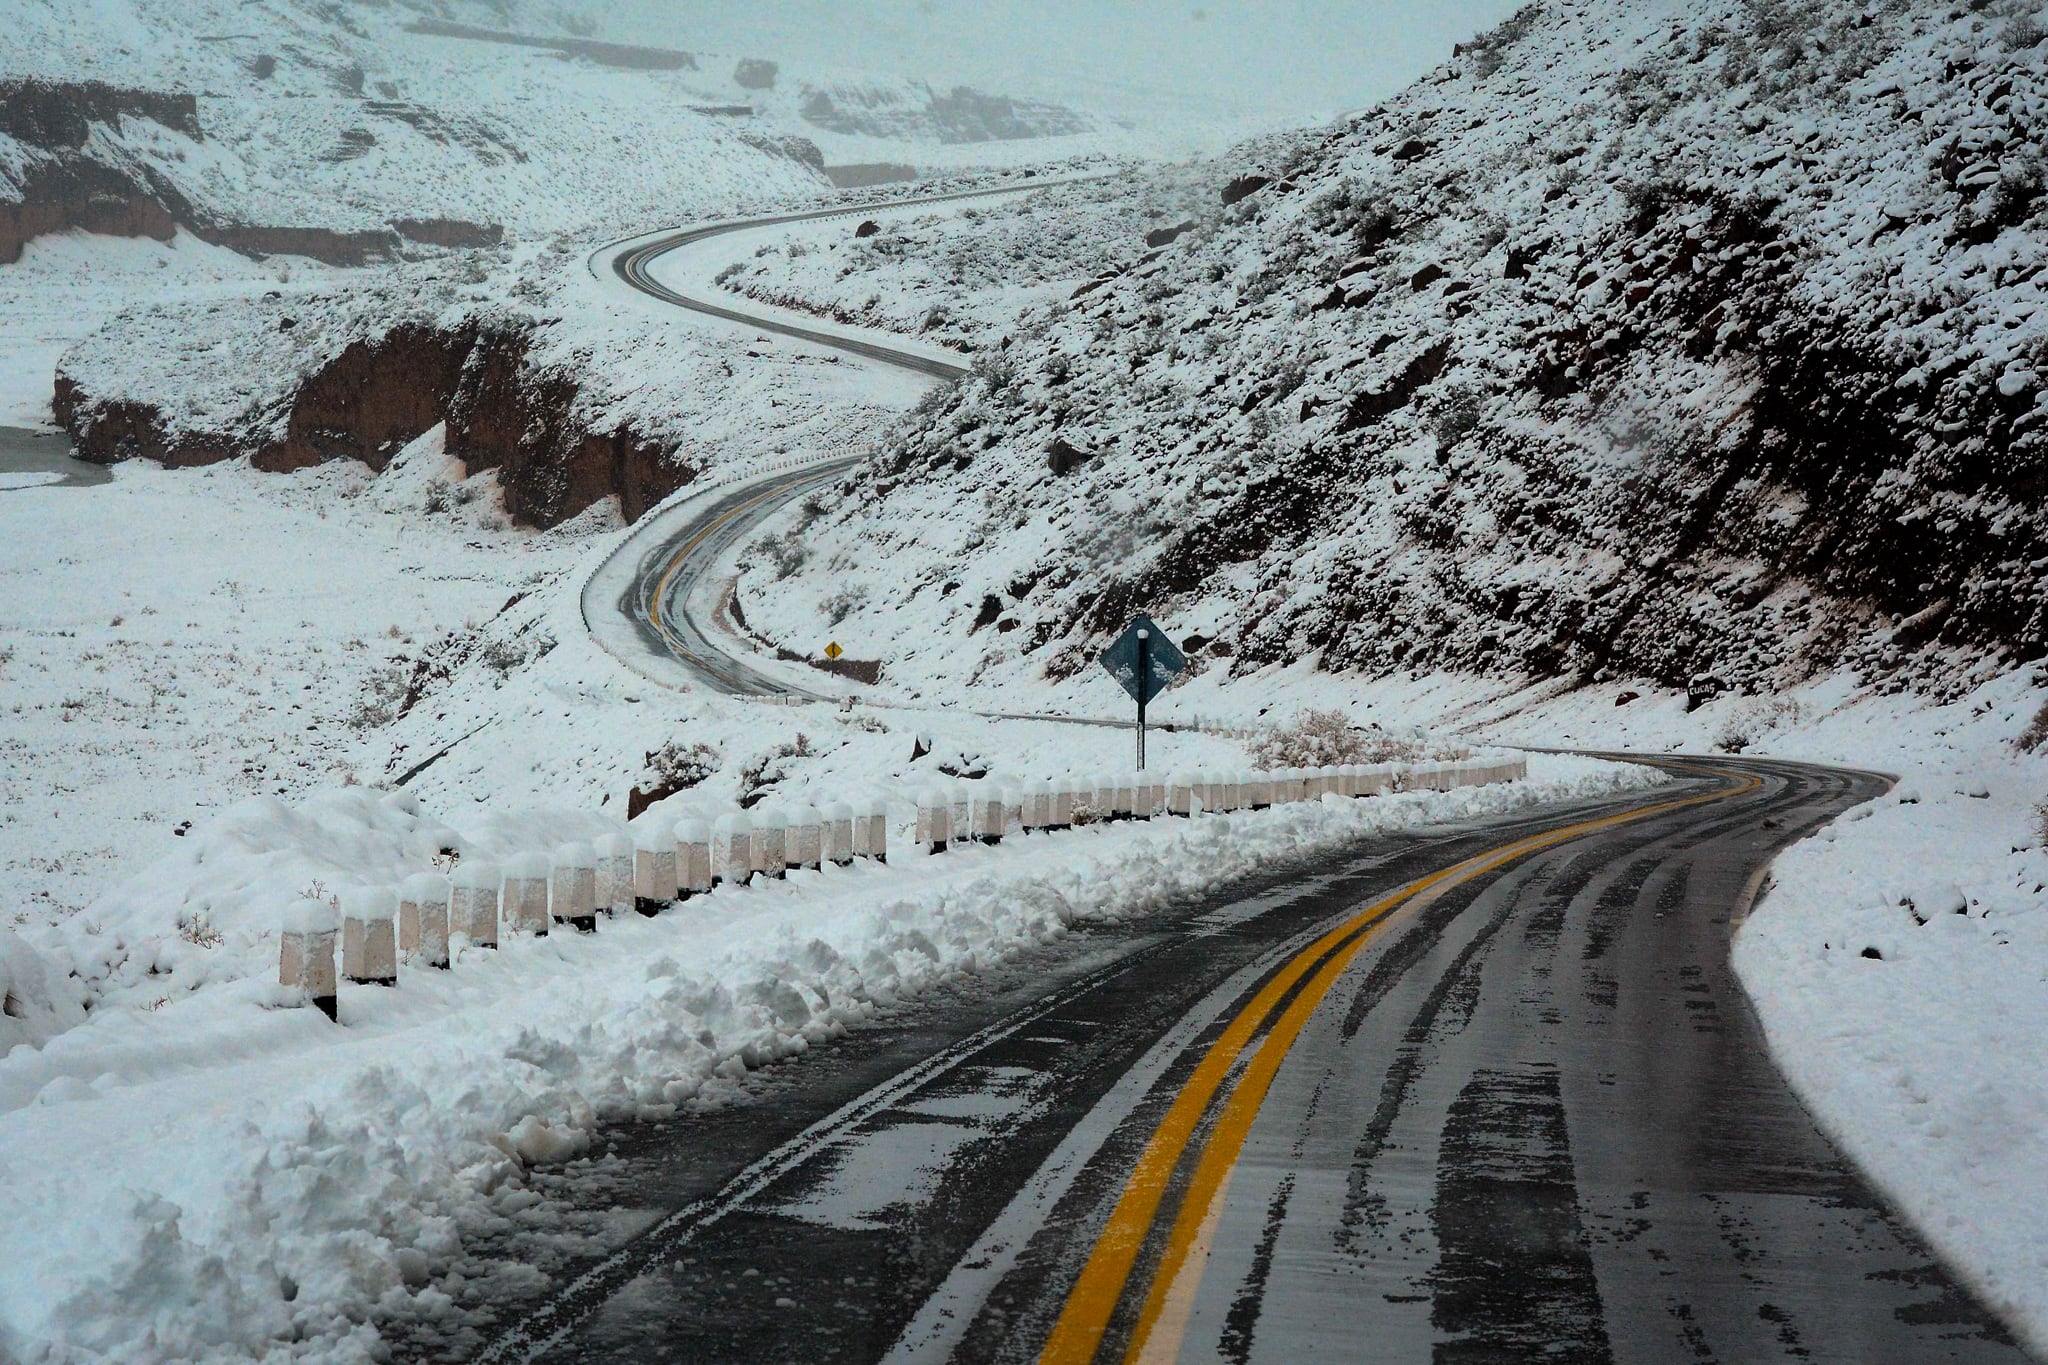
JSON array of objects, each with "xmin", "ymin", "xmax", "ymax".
[
  {"xmin": 1097, "ymin": 615, "xmax": 1186, "ymax": 772},
  {"xmin": 1136, "ymin": 628, "xmax": 1148, "ymax": 771}
]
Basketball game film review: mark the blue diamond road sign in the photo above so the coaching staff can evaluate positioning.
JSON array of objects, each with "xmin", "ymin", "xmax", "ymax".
[{"xmin": 1098, "ymin": 615, "xmax": 1186, "ymax": 707}]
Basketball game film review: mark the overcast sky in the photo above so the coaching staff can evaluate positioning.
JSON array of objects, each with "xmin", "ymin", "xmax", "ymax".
[{"xmin": 609, "ymin": 2, "xmax": 1526, "ymax": 137}]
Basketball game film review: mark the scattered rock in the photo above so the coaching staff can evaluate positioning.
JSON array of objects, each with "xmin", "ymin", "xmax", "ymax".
[
  {"xmin": 1614, "ymin": 690, "xmax": 1639, "ymax": 706},
  {"xmin": 1220, "ymin": 174, "xmax": 1271, "ymax": 206},
  {"xmin": 1047, "ymin": 435, "xmax": 1095, "ymax": 476},
  {"xmin": 1409, "ymin": 263, "xmax": 1448, "ymax": 291},
  {"xmin": 1145, "ymin": 221, "xmax": 1196, "ymax": 248},
  {"xmin": 854, "ymin": 219, "xmax": 880, "ymax": 239}
]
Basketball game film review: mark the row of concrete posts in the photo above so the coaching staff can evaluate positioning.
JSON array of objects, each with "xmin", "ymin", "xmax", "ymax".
[{"xmin": 279, "ymin": 761, "xmax": 1522, "ymax": 1019}]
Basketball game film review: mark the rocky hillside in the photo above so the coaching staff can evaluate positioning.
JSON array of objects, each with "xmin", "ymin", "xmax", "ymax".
[
  {"xmin": 768, "ymin": 0, "xmax": 2048, "ymax": 698},
  {"xmin": 0, "ymin": 0, "xmax": 829, "ymax": 266}
]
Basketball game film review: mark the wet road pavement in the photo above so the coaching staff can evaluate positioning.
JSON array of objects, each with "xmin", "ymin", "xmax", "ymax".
[{"xmin": 470, "ymin": 758, "xmax": 2027, "ymax": 1364}]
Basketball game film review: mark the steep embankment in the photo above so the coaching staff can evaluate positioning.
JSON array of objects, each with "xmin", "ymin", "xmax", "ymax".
[{"xmin": 768, "ymin": 0, "xmax": 2048, "ymax": 698}]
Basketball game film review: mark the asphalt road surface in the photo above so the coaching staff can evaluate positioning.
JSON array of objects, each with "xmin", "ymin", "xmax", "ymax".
[
  {"xmin": 610, "ymin": 458, "xmax": 862, "ymax": 698},
  {"xmin": 595, "ymin": 178, "xmax": 1093, "ymax": 698},
  {"xmin": 466, "ymin": 756, "xmax": 2027, "ymax": 1364}
]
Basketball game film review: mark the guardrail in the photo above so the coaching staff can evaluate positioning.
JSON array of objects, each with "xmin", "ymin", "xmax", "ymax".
[{"xmin": 276, "ymin": 756, "xmax": 1527, "ymax": 1018}]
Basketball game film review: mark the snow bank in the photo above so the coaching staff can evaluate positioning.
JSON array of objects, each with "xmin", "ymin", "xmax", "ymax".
[{"xmin": 0, "ymin": 752, "xmax": 1659, "ymax": 1360}]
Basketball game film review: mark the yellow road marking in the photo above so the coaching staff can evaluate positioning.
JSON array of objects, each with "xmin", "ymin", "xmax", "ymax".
[
  {"xmin": 1038, "ymin": 771, "xmax": 1763, "ymax": 1364},
  {"xmin": 644, "ymin": 471, "xmax": 840, "ymax": 680}
]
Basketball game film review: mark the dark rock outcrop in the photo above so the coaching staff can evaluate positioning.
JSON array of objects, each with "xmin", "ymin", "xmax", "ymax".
[
  {"xmin": 58, "ymin": 320, "xmax": 695, "ymax": 530},
  {"xmin": 1, "ymin": 79, "xmax": 502, "ymax": 266}
]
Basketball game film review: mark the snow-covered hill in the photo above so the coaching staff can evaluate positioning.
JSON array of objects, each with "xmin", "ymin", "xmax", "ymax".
[{"xmin": 755, "ymin": 0, "xmax": 2048, "ymax": 701}]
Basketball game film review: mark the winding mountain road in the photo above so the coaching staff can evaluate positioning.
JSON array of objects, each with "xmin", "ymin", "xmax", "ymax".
[
  {"xmin": 468, "ymin": 756, "xmax": 2025, "ymax": 1364},
  {"xmin": 589, "ymin": 175, "xmax": 1093, "ymax": 698}
]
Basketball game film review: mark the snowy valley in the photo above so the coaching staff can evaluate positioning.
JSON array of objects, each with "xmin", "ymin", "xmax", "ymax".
[{"xmin": 2, "ymin": 0, "xmax": 2047, "ymax": 1361}]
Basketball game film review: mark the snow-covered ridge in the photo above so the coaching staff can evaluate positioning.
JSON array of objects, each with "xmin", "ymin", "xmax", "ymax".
[{"xmin": 756, "ymin": 0, "xmax": 2048, "ymax": 702}]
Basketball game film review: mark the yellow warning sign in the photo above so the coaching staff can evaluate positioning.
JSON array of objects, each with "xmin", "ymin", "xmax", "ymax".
[{"xmin": 824, "ymin": 641, "xmax": 844, "ymax": 660}]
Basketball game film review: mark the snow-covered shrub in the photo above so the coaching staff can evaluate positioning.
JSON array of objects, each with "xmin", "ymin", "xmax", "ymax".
[
  {"xmin": 1251, "ymin": 710, "xmax": 1422, "ymax": 767},
  {"xmin": 823, "ymin": 584, "xmax": 869, "ymax": 625},
  {"xmin": 2019, "ymin": 701, "xmax": 2048, "ymax": 754},
  {"xmin": 750, "ymin": 530, "xmax": 808, "ymax": 581},
  {"xmin": 1717, "ymin": 696, "xmax": 1802, "ymax": 753},
  {"xmin": 643, "ymin": 740, "xmax": 719, "ymax": 793},
  {"xmin": 345, "ymin": 660, "xmax": 410, "ymax": 731}
]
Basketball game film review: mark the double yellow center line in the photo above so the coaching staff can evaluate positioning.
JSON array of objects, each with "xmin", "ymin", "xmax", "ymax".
[{"xmin": 1038, "ymin": 770, "xmax": 1761, "ymax": 1364}]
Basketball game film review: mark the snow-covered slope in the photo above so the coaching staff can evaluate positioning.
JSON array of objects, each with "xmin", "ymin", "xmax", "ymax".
[
  {"xmin": 757, "ymin": 0, "xmax": 2048, "ymax": 701},
  {"xmin": 0, "ymin": 0, "xmax": 827, "ymax": 251}
]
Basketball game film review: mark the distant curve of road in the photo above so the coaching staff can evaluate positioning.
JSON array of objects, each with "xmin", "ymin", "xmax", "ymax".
[{"xmin": 595, "ymin": 175, "xmax": 1094, "ymax": 698}]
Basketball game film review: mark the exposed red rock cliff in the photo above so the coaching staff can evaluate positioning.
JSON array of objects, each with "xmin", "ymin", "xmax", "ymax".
[{"xmin": 55, "ymin": 319, "xmax": 696, "ymax": 529}]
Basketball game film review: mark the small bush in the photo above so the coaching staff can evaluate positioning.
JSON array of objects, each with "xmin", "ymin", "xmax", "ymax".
[
  {"xmin": 643, "ymin": 740, "xmax": 720, "ymax": 792},
  {"xmin": 345, "ymin": 660, "xmax": 409, "ymax": 730},
  {"xmin": 1251, "ymin": 709, "xmax": 1424, "ymax": 767},
  {"xmin": 1716, "ymin": 696, "xmax": 1801, "ymax": 753},
  {"xmin": 823, "ymin": 584, "xmax": 869, "ymax": 624},
  {"xmin": 2018, "ymin": 700, "xmax": 2048, "ymax": 753},
  {"xmin": 750, "ymin": 530, "xmax": 809, "ymax": 580}
]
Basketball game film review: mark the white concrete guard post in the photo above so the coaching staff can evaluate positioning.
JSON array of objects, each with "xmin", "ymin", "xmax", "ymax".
[
  {"xmin": 949, "ymin": 787, "xmax": 972, "ymax": 846},
  {"xmin": 675, "ymin": 819, "xmax": 713, "ymax": 896},
  {"xmin": 1021, "ymin": 783, "xmax": 1046, "ymax": 832},
  {"xmin": 854, "ymin": 802, "xmax": 888, "ymax": 864},
  {"xmin": 917, "ymin": 786, "xmax": 953, "ymax": 854},
  {"xmin": 1051, "ymin": 780, "xmax": 1075, "ymax": 830},
  {"xmin": 822, "ymin": 803, "xmax": 855, "ymax": 866},
  {"xmin": 633, "ymin": 824, "xmax": 678, "ymax": 913},
  {"xmin": 1168, "ymin": 773, "xmax": 1195, "ymax": 816},
  {"xmin": 552, "ymin": 843, "xmax": 599, "ymax": 934},
  {"xmin": 342, "ymin": 887, "xmax": 398, "ymax": 988},
  {"xmin": 791, "ymin": 806, "xmax": 824, "ymax": 873},
  {"xmin": 1248, "ymin": 773, "xmax": 1272, "ymax": 810},
  {"xmin": 396, "ymin": 878, "xmax": 421, "ymax": 956},
  {"xmin": 401, "ymin": 872, "xmax": 451, "ymax": 969},
  {"xmin": 595, "ymin": 833, "xmax": 635, "ymax": 916},
  {"xmin": 1112, "ymin": 775, "xmax": 1136, "ymax": 822},
  {"xmin": 1226, "ymin": 772, "xmax": 1246, "ymax": 812},
  {"xmin": 280, "ymin": 897, "xmax": 340, "ymax": 1021},
  {"xmin": 1361, "ymin": 764, "xmax": 1396, "ymax": 796},
  {"xmin": 971, "ymin": 790, "xmax": 1005, "ymax": 845},
  {"xmin": 450, "ymin": 862, "xmax": 500, "ymax": 949},
  {"xmin": 713, "ymin": 812, "xmax": 753, "ymax": 886},
  {"xmin": 751, "ymin": 808, "xmax": 789, "ymax": 880},
  {"xmin": 505, "ymin": 853, "xmax": 553, "ymax": 936},
  {"xmin": 1088, "ymin": 776, "xmax": 1115, "ymax": 823}
]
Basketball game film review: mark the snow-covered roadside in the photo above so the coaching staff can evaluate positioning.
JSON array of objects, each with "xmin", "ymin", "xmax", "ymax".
[
  {"xmin": 0, "ymin": 753, "xmax": 1660, "ymax": 1361},
  {"xmin": 0, "ymin": 432, "xmax": 577, "ymax": 942}
]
